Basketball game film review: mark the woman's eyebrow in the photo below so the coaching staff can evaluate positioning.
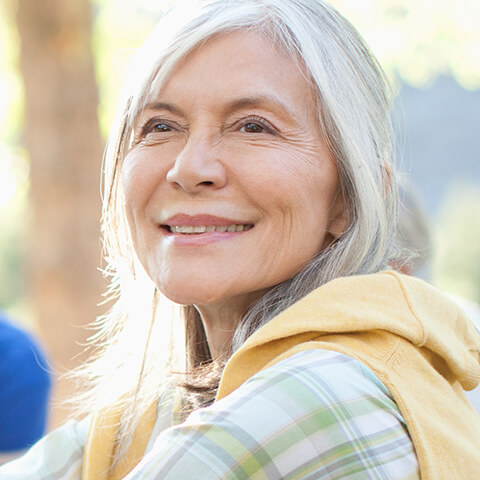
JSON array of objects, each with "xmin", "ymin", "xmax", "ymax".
[
  {"xmin": 142, "ymin": 101, "xmax": 184, "ymax": 116},
  {"xmin": 222, "ymin": 95, "xmax": 294, "ymax": 118},
  {"xmin": 142, "ymin": 95, "xmax": 297, "ymax": 121}
]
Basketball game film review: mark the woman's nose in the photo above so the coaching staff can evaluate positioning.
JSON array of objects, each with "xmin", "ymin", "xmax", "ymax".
[{"xmin": 166, "ymin": 135, "xmax": 227, "ymax": 192}]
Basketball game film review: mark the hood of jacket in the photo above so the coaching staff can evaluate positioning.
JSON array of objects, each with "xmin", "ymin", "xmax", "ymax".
[{"xmin": 217, "ymin": 270, "xmax": 480, "ymax": 399}]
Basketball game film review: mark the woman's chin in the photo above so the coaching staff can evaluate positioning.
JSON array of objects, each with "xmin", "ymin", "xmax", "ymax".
[{"xmin": 157, "ymin": 283, "xmax": 225, "ymax": 308}]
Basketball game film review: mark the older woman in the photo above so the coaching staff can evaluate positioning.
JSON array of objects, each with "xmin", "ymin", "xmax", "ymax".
[{"xmin": 2, "ymin": 0, "xmax": 479, "ymax": 479}]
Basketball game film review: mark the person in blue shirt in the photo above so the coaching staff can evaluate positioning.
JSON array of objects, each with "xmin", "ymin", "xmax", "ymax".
[{"xmin": 0, "ymin": 312, "xmax": 51, "ymax": 463}]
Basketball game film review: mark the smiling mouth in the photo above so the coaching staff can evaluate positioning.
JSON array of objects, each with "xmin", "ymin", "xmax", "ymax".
[{"xmin": 164, "ymin": 224, "xmax": 253, "ymax": 234}]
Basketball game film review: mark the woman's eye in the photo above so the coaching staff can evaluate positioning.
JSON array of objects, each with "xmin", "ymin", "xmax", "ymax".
[
  {"xmin": 149, "ymin": 122, "xmax": 172, "ymax": 133},
  {"xmin": 133, "ymin": 118, "xmax": 179, "ymax": 145},
  {"xmin": 241, "ymin": 122, "xmax": 264, "ymax": 133},
  {"xmin": 138, "ymin": 118, "xmax": 176, "ymax": 137},
  {"xmin": 238, "ymin": 117, "xmax": 275, "ymax": 135}
]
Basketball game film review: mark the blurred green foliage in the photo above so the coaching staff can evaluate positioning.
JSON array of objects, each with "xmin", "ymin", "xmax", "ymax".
[
  {"xmin": 0, "ymin": 185, "xmax": 27, "ymax": 310},
  {"xmin": 330, "ymin": 0, "xmax": 480, "ymax": 90},
  {"xmin": 0, "ymin": 1, "xmax": 27, "ymax": 314},
  {"xmin": 0, "ymin": 1, "xmax": 23, "ymax": 143},
  {"xmin": 433, "ymin": 184, "xmax": 480, "ymax": 302}
]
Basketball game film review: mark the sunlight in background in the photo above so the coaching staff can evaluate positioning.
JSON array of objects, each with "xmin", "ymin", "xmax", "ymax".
[
  {"xmin": 0, "ymin": 147, "xmax": 29, "ymax": 208},
  {"xmin": 0, "ymin": 172, "xmax": 16, "ymax": 208},
  {"xmin": 0, "ymin": 0, "xmax": 25, "ymax": 210},
  {"xmin": 330, "ymin": 0, "xmax": 480, "ymax": 89}
]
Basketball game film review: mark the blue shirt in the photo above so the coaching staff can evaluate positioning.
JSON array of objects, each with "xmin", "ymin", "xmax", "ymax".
[{"xmin": 0, "ymin": 315, "xmax": 51, "ymax": 452}]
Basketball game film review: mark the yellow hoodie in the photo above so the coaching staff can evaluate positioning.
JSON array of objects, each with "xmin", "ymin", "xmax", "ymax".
[{"xmin": 83, "ymin": 271, "xmax": 480, "ymax": 479}]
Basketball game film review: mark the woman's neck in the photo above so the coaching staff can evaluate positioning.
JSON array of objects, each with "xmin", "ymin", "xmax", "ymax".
[{"xmin": 194, "ymin": 289, "xmax": 268, "ymax": 359}]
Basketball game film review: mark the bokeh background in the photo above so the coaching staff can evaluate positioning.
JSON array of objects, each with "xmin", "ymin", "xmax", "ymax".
[{"xmin": 0, "ymin": 0, "xmax": 479, "ymax": 429}]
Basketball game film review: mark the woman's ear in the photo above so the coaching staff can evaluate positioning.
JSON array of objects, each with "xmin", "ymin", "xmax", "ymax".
[{"xmin": 326, "ymin": 190, "xmax": 349, "ymax": 242}]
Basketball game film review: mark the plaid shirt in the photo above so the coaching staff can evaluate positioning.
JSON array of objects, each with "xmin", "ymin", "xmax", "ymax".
[{"xmin": 0, "ymin": 350, "xmax": 419, "ymax": 479}]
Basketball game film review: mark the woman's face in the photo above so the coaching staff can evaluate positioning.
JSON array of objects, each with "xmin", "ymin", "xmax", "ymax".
[{"xmin": 122, "ymin": 30, "xmax": 346, "ymax": 312}]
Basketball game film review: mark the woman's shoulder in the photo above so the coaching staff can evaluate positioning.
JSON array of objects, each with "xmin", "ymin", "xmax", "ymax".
[
  {"xmin": 134, "ymin": 349, "xmax": 419, "ymax": 479},
  {"xmin": 0, "ymin": 417, "xmax": 89, "ymax": 479},
  {"xmin": 226, "ymin": 348, "xmax": 408, "ymax": 429}
]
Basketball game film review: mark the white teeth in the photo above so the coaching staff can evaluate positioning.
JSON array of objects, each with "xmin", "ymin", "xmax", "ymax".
[{"xmin": 169, "ymin": 224, "xmax": 252, "ymax": 234}]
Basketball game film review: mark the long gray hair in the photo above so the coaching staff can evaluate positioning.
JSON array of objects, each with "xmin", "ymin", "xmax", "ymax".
[{"xmin": 74, "ymin": 0, "xmax": 399, "ymax": 454}]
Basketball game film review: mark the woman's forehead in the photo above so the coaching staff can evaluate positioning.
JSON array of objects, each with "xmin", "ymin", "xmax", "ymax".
[{"xmin": 136, "ymin": 30, "xmax": 317, "ymax": 120}]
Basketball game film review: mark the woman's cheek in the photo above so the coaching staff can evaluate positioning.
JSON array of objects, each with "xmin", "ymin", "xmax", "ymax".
[{"xmin": 122, "ymin": 148, "xmax": 161, "ymax": 207}]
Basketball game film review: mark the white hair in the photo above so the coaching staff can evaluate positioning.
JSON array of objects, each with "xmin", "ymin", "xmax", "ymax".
[{"xmin": 72, "ymin": 0, "xmax": 399, "ymax": 455}]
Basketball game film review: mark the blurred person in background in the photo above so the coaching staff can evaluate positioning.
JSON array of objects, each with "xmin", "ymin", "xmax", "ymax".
[
  {"xmin": 0, "ymin": 311, "xmax": 51, "ymax": 465},
  {"xmin": 393, "ymin": 182, "xmax": 432, "ymax": 281},
  {"xmin": 395, "ymin": 180, "xmax": 480, "ymax": 412}
]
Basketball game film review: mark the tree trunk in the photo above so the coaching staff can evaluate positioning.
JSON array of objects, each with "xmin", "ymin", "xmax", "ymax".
[{"xmin": 16, "ymin": 0, "xmax": 105, "ymax": 428}]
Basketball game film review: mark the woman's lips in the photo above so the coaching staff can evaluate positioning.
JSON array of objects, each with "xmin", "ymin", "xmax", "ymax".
[
  {"xmin": 159, "ymin": 214, "xmax": 254, "ymax": 245},
  {"xmin": 162, "ymin": 213, "xmax": 251, "ymax": 226}
]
